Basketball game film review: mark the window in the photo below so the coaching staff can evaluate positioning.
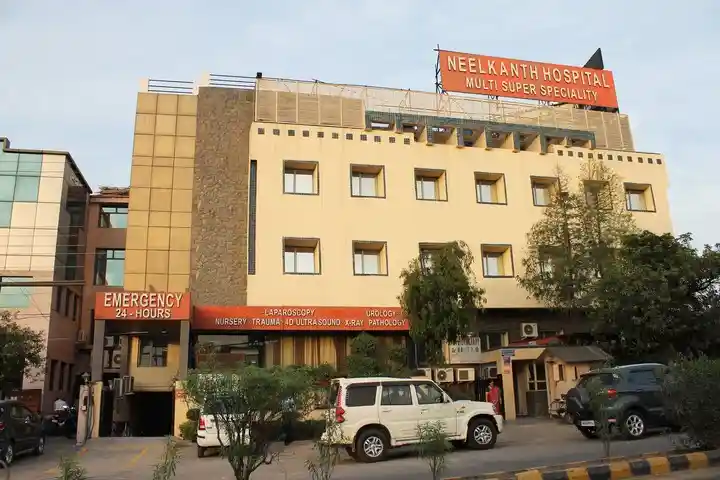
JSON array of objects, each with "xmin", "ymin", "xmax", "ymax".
[
  {"xmin": 0, "ymin": 202, "xmax": 11, "ymax": 227},
  {"xmin": 283, "ymin": 238, "xmax": 320, "ymax": 274},
  {"xmin": 418, "ymin": 243, "xmax": 446, "ymax": 270},
  {"xmin": 64, "ymin": 289, "xmax": 72, "ymax": 317},
  {"xmin": 481, "ymin": 245, "xmax": 514, "ymax": 278},
  {"xmin": 353, "ymin": 241, "xmax": 387, "ymax": 275},
  {"xmin": 381, "ymin": 384, "xmax": 413, "ymax": 406},
  {"xmin": 94, "ymin": 249, "xmax": 125, "ymax": 286},
  {"xmin": 478, "ymin": 332, "xmax": 508, "ymax": 350},
  {"xmin": 0, "ymin": 276, "xmax": 32, "ymax": 309},
  {"xmin": 528, "ymin": 361, "xmax": 547, "ymax": 391},
  {"xmin": 531, "ymin": 177, "xmax": 557, "ymax": 206},
  {"xmin": 584, "ymin": 181, "xmax": 608, "ymax": 208},
  {"xmin": 99, "ymin": 206, "xmax": 129, "ymax": 228},
  {"xmin": 60, "ymin": 362, "xmax": 67, "ymax": 390},
  {"xmin": 539, "ymin": 246, "xmax": 560, "ymax": 276},
  {"xmin": 49, "ymin": 360, "xmax": 58, "ymax": 389},
  {"xmin": 350, "ymin": 165, "xmax": 384, "ymax": 198},
  {"xmin": 624, "ymin": 183, "xmax": 654, "ymax": 212},
  {"xmin": 557, "ymin": 364, "xmax": 565, "ymax": 382},
  {"xmin": 414, "ymin": 169, "xmax": 447, "ymax": 201},
  {"xmin": 628, "ymin": 369, "xmax": 658, "ymax": 385},
  {"xmin": 577, "ymin": 373, "xmax": 617, "ymax": 388},
  {"xmin": 138, "ymin": 338, "xmax": 169, "ymax": 367},
  {"xmin": 345, "ymin": 385, "xmax": 377, "ymax": 407},
  {"xmin": 474, "ymin": 172, "xmax": 506, "ymax": 204},
  {"xmin": 414, "ymin": 382, "xmax": 446, "ymax": 405},
  {"xmin": 283, "ymin": 161, "xmax": 318, "ymax": 195}
]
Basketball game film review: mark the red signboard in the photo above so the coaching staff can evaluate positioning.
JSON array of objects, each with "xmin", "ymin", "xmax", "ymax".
[
  {"xmin": 94, "ymin": 291, "xmax": 191, "ymax": 320},
  {"xmin": 438, "ymin": 49, "xmax": 619, "ymax": 109},
  {"xmin": 193, "ymin": 306, "xmax": 408, "ymax": 331}
]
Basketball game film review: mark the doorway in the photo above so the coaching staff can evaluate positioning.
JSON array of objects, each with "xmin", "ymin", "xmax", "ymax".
[{"xmin": 129, "ymin": 392, "xmax": 174, "ymax": 437}]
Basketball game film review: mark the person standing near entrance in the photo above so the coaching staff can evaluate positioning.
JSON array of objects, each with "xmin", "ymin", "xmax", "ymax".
[{"xmin": 486, "ymin": 380, "xmax": 501, "ymax": 416}]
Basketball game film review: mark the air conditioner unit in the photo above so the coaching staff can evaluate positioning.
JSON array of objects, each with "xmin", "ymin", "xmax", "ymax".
[
  {"xmin": 434, "ymin": 368, "xmax": 454, "ymax": 383},
  {"xmin": 122, "ymin": 375, "xmax": 135, "ymax": 396},
  {"xmin": 414, "ymin": 368, "xmax": 432, "ymax": 379},
  {"xmin": 455, "ymin": 368, "xmax": 475, "ymax": 382},
  {"xmin": 481, "ymin": 366, "xmax": 498, "ymax": 379},
  {"xmin": 521, "ymin": 323, "xmax": 539, "ymax": 339},
  {"xmin": 76, "ymin": 330, "xmax": 87, "ymax": 343},
  {"xmin": 110, "ymin": 349, "xmax": 123, "ymax": 369}
]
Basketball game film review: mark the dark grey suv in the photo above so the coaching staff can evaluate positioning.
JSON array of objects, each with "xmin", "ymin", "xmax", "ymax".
[
  {"xmin": 0, "ymin": 400, "xmax": 45, "ymax": 466},
  {"xmin": 565, "ymin": 363, "xmax": 672, "ymax": 440}
]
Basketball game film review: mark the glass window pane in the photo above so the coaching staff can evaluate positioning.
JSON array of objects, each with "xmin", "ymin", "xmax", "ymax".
[
  {"xmin": 359, "ymin": 175, "xmax": 376, "ymax": 197},
  {"xmin": 484, "ymin": 254, "xmax": 501, "ymax": 276},
  {"xmin": 420, "ymin": 179, "xmax": 436, "ymax": 200},
  {"xmin": 362, "ymin": 252, "xmax": 380, "ymax": 275},
  {"xmin": 477, "ymin": 182, "xmax": 493, "ymax": 202},
  {"xmin": 106, "ymin": 258, "xmax": 125, "ymax": 287},
  {"xmin": 14, "ymin": 176, "xmax": 40, "ymax": 202},
  {"xmin": 0, "ymin": 277, "xmax": 32, "ymax": 309},
  {"xmin": 353, "ymin": 253, "xmax": 363, "ymax": 274},
  {"xmin": 0, "ymin": 202, "xmax": 11, "ymax": 227},
  {"xmin": 283, "ymin": 172, "xmax": 294, "ymax": 193},
  {"xmin": 294, "ymin": 172, "xmax": 314, "ymax": 194},
  {"xmin": 283, "ymin": 251, "xmax": 295, "ymax": 273},
  {"xmin": 295, "ymin": 251, "xmax": 315, "ymax": 273},
  {"xmin": 0, "ymin": 176, "xmax": 16, "ymax": 201},
  {"xmin": 533, "ymin": 185, "xmax": 549, "ymax": 205},
  {"xmin": 17, "ymin": 153, "xmax": 42, "ymax": 176},
  {"xmin": 351, "ymin": 175, "xmax": 361, "ymax": 196},
  {"xmin": 415, "ymin": 179, "xmax": 423, "ymax": 198},
  {"xmin": 0, "ymin": 152, "xmax": 18, "ymax": 174}
]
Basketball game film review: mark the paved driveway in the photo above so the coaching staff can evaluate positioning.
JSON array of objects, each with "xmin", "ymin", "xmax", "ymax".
[{"xmin": 4, "ymin": 420, "xmax": 685, "ymax": 480}]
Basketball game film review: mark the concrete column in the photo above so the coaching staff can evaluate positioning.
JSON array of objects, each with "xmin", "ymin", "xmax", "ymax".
[
  {"xmin": 178, "ymin": 320, "xmax": 190, "ymax": 380},
  {"xmin": 91, "ymin": 320, "xmax": 106, "ymax": 382}
]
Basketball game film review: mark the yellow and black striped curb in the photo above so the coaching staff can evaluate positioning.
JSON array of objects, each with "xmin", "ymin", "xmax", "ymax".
[{"xmin": 445, "ymin": 449, "xmax": 720, "ymax": 480}]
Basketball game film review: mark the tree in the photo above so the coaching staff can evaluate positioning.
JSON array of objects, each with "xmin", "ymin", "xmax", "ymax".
[
  {"xmin": 0, "ymin": 310, "xmax": 45, "ymax": 399},
  {"xmin": 399, "ymin": 241, "xmax": 486, "ymax": 366},
  {"xmin": 345, "ymin": 333, "xmax": 409, "ymax": 377},
  {"xmin": 182, "ymin": 364, "xmax": 323, "ymax": 480},
  {"xmin": 591, "ymin": 231, "xmax": 720, "ymax": 363},
  {"xmin": 518, "ymin": 160, "xmax": 636, "ymax": 311},
  {"xmin": 416, "ymin": 421, "xmax": 452, "ymax": 480}
]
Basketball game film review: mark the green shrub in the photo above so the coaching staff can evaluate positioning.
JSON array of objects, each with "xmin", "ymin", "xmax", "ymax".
[
  {"xmin": 663, "ymin": 356, "xmax": 720, "ymax": 449},
  {"xmin": 179, "ymin": 420, "xmax": 198, "ymax": 442},
  {"xmin": 186, "ymin": 408, "xmax": 200, "ymax": 422}
]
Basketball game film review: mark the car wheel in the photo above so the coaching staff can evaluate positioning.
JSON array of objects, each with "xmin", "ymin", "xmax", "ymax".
[
  {"xmin": 197, "ymin": 445, "xmax": 206, "ymax": 458},
  {"xmin": 355, "ymin": 429, "xmax": 388, "ymax": 463},
  {"xmin": 467, "ymin": 418, "xmax": 497, "ymax": 450},
  {"xmin": 577, "ymin": 427, "xmax": 598, "ymax": 439},
  {"xmin": 2, "ymin": 442, "xmax": 13, "ymax": 466},
  {"xmin": 622, "ymin": 410, "xmax": 647, "ymax": 439},
  {"xmin": 34, "ymin": 436, "xmax": 46, "ymax": 455}
]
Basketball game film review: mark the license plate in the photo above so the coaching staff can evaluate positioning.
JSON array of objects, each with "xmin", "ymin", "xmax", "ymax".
[{"xmin": 580, "ymin": 420, "xmax": 595, "ymax": 427}]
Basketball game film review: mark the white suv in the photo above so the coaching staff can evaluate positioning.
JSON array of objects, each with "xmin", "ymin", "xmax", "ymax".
[{"xmin": 322, "ymin": 377, "xmax": 503, "ymax": 463}]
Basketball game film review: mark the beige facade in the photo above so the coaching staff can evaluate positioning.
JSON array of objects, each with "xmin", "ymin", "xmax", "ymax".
[
  {"xmin": 0, "ymin": 139, "xmax": 90, "ymax": 412},
  {"xmin": 127, "ymin": 93, "xmax": 196, "ymax": 294},
  {"xmin": 248, "ymin": 123, "xmax": 671, "ymax": 308}
]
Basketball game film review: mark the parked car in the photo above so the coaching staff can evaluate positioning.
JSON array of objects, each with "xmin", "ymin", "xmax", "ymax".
[
  {"xmin": 322, "ymin": 377, "xmax": 503, "ymax": 463},
  {"xmin": 0, "ymin": 400, "xmax": 45, "ymax": 466},
  {"xmin": 565, "ymin": 363, "xmax": 672, "ymax": 440},
  {"xmin": 196, "ymin": 407, "xmax": 250, "ymax": 458}
]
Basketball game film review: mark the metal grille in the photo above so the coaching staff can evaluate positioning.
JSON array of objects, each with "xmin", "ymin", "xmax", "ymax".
[
  {"xmin": 255, "ymin": 78, "xmax": 635, "ymax": 151},
  {"xmin": 147, "ymin": 79, "xmax": 194, "ymax": 95}
]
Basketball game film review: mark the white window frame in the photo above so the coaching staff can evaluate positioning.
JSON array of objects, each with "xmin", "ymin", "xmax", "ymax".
[
  {"xmin": 283, "ymin": 247, "xmax": 316, "ymax": 274},
  {"xmin": 284, "ymin": 169, "xmax": 315, "ymax": 195},
  {"xmin": 351, "ymin": 172, "xmax": 378, "ymax": 197}
]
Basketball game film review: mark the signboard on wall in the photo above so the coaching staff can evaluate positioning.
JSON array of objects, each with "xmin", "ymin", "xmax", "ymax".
[
  {"xmin": 94, "ymin": 291, "xmax": 191, "ymax": 320},
  {"xmin": 193, "ymin": 306, "xmax": 408, "ymax": 331},
  {"xmin": 447, "ymin": 337, "xmax": 482, "ymax": 364},
  {"xmin": 438, "ymin": 49, "xmax": 619, "ymax": 109}
]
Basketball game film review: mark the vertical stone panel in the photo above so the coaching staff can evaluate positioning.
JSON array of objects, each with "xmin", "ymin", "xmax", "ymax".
[{"xmin": 192, "ymin": 88, "xmax": 254, "ymax": 305}]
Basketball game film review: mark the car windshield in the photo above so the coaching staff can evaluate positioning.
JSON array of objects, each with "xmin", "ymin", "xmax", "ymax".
[{"xmin": 577, "ymin": 372, "xmax": 617, "ymax": 388}]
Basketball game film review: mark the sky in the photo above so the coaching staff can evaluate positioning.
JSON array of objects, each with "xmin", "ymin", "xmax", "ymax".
[{"xmin": 1, "ymin": 1, "xmax": 719, "ymax": 246}]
